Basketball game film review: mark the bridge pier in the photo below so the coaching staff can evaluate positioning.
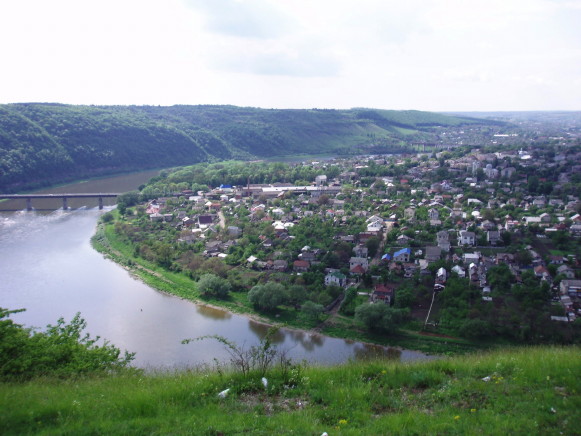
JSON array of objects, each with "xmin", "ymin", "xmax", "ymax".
[
  {"xmin": 62, "ymin": 197, "xmax": 68, "ymax": 210},
  {"xmin": 98, "ymin": 197, "xmax": 103, "ymax": 210},
  {"xmin": 26, "ymin": 198, "xmax": 32, "ymax": 211}
]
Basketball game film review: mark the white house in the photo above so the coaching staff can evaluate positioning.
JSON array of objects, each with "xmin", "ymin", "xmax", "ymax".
[
  {"xmin": 458, "ymin": 230, "xmax": 476, "ymax": 246},
  {"xmin": 325, "ymin": 271, "xmax": 347, "ymax": 287}
]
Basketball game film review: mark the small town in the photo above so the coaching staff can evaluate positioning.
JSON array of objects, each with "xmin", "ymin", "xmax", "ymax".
[{"xmin": 106, "ymin": 138, "xmax": 581, "ymax": 347}]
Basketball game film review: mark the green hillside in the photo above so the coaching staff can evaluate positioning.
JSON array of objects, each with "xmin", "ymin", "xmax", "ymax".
[
  {"xmin": 0, "ymin": 104, "xmax": 491, "ymax": 192},
  {"xmin": 1, "ymin": 346, "xmax": 579, "ymax": 435}
]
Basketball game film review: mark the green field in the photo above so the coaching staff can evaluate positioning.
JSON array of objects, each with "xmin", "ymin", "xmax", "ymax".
[{"xmin": 1, "ymin": 346, "xmax": 579, "ymax": 435}]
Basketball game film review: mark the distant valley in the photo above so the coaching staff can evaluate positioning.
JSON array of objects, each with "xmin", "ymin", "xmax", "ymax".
[{"xmin": 0, "ymin": 104, "xmax": 498, "ymax": 192}]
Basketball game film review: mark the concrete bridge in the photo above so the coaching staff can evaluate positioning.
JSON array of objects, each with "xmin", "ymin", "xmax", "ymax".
[{"xmin": 0, "ymin": 193, "xmax": 121, "ymax": 210}]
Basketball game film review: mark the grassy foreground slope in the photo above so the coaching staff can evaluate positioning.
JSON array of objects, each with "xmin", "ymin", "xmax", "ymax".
[
  {"xmin": 0, "ymin": 104, "xmax": 491, "ymax": 192},
  {"xmin": 1, "ymin": 347, "xmax": 579, "ymax": 435}
]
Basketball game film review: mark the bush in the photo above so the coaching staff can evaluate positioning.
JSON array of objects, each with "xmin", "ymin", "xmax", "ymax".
[
  {"xmin": 301, "ymin": 301, "xmax": 325, "ymax": 321},
  {"xmin": 0, "ymin": 308, "xmax": 134, "ymax": 381},
  {"xmin": 355, "ymin": 303, "xmax": 408, "ymax": 334},
  {"xmin": 248, "ymin": 282, "xmax": 288, "ymax": 312},
  {"xmin": 101, "ymin": 212, "xmax": 114, "ymax": 223},
  {"xmin": 459, "ymin": 318, "xmax": 493, "ymax": 340},
  {"xmin": 197, "ymin": 273, "xmax": 232, "ymax": 298}
]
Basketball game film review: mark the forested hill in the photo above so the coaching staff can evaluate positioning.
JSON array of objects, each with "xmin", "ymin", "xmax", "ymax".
[{"xmin": 0, "ymin": 103, "xmax": 493, "ymax": 192}]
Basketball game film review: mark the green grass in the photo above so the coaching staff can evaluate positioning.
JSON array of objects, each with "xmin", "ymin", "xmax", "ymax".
[{"xmin": 1, "ymin": 347, "xmax": 579, "ymax": 435}]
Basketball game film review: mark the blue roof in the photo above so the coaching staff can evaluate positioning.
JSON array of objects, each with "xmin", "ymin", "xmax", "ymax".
[
  {"xmin": 381, "ymin": 253, "xmax": 391, "ymax": 260},
  {"xmin": 220, "ymin": 184, "xmax": 233, "ymax": 189},
  {"xmin": 393, "ymin": 248, "xmax": 411, "ymax": 257}
]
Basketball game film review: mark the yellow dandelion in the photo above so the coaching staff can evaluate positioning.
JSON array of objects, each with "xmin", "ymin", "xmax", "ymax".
[
  {"xmin": 454, "ymin": 415, "xmax": 460, "ymax": 420},
  {"xmin": 339, "ymin": 419, "xmax": 348, "ymax": 425},
  {"xmin": 470, "ymin": 409, "xmax": 477, "ymax": 413}
]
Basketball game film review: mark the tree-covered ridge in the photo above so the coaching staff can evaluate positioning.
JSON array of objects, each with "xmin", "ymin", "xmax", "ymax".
[{"xmin": 0, "ymin": 103, "xmax": 493, "ymax": 192}]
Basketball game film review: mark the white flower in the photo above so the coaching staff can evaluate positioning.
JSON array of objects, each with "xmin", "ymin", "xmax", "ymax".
[{"xmin": 218, "ymin": 388, "xmax": 230, "ymax": 398}]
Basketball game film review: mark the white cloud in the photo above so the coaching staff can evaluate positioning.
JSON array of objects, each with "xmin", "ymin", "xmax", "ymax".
[
  {"xmin": 190, "ymin": 0, "xmax": 295, "ymax": 38},
  {"xmin": 0, "ymin": 0, "xmax": 579, "ymax": 110}
]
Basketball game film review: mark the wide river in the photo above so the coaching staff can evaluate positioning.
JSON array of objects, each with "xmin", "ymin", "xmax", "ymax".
[{"xmin": 0, "ymin": 171, "xmax": 433, "ymax": 369}]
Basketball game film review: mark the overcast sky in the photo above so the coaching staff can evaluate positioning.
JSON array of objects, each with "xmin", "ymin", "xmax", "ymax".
[{"xmin": 1, "ymin": 0, "xmax": 580, "ymax": 111}]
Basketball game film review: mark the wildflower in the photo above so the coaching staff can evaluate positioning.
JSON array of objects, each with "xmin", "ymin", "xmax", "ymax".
[
  {"xmin": 470, "ymin": 409, "xmax": 477, "ymax": 413},
  {"xmin": 381, "ymin": 370, "xmax": 387, "ymax": 374},
  {"xmin": 454, "ymin": 415, "xmax": 460, "ymax": 420},
  {"xmin": 339, "ymin": 419, "xmax": 348, "ymax": 425}
]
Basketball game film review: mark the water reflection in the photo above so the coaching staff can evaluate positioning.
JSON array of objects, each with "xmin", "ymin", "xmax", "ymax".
[
  {"xmin": 196, "ymin": 305, "xmax": 233, "ymax": 321},
  {"xmin": 352, "ymin": 344, "xmax": 402, "ymax": 362},
  {"xmin": 248, "ymin": 319, "xmax": 278, "ymax": 340}
]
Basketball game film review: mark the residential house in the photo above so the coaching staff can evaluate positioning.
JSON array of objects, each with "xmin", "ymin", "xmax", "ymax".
[
  {"xmin": 481, "ymin": 220, "xmax": 496, "ymax": 231},
  {"xmin": 272, "ymin": 260, "xmax": 288, "ymax": 272},
  {"xmin": 496, "ymin": 253, "xmax": 515, "ymax": 265},
  {"xmin": 198, "ymin": 215, "xmax": 215, "ymax": 228},
  {"xmin": 487, "ymin": 230, "xmax": 501, "ymax": 245},
  {"xmin": 451, "ymin": 265, "xmax": 466, "ymax": 278},
  {"xmin": 425, "ymin": 246, "xmax": 442, "ymax": 263},
  {"xmin": 396, "ymin": 234, "xmax": 413, "ymax": 246},
  {"xmin": 505, "ymin": 219, "xmax": 519, "ymax": 231},
  {"xmin": 557, "ymin": 265, "xmax": 576, "ymax": 279},
  {"xmin": 371, "ymin": 284, "xmax": 395, "ymax": 305},
  {"xmin": 293, "ymin": 260, "xmax": 310, "ymax": 273},
  {"xmin": 534, "ymin": 265, "xmax": 551, "ymax": 281},
  {"xmin": 325, "ymin": 271, "xmax": 347, "ymax": 287},
  {"xmin": 549, "ymin": 255, "xmax": 565, "ymax": 265},
  {"xmin": 458, "ymin": 230, "xmax": 476, "ymax": 246},
  {"xmin": 393, "ymin": 248, "xmax": 411, "ymax": 263},
  {"xmin": 560, "ymin": 280, "xmax": 581, "ymax": 298},
  {"xmin": 299, "ymin": 251, "xmax": 317, "ymax": 263},
  {"xmin": 315, "ymin": 175, "xmax": 327, "ymax": 186},
  {"xmin": 349, "ymin": 257, "xmax": 369, "ymax": 272},
  {"xmin": 436, "ymin": 231, "xmax": 451, "ymax": 252},
  {"xmin": 353, "ymin": 244, "xmax": 368, "ymax": 258},
  {"xmin": 463, "ymin": 252, "xmax": 480, "ymax": 264},
  {"xmin": 501, "ymin": 167, "xmax": 516, "ymax": 178},
  {"xmin": 428, "ymin": 208, "xmax": 439, "ymax": 221},
  {"xmin": 523, "ymin": 216, "xmax": 542, "ymax": 225},
  {"xmin": 149, "ymin": 212, "xmax": 164, "ymax": 222},
  {"xmin": 228, "ymin": 226, "xmax": 242, "ymax": 237},
  {"xmin": 436, "ymin": 267, "xmax": 447, "ymax": 284}
]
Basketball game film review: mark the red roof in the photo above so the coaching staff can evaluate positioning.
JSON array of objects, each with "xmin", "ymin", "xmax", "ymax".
[
  {"xmin": 350, "ymin": 265, "xmax": 366, "ymax": 275},
  {"xmin": 374, "ymin": 284, "xmax": 395, "ymax": 295},
  {"xmin": 294, "ymin": 260, "xmax": 310, "ymax": 268}
]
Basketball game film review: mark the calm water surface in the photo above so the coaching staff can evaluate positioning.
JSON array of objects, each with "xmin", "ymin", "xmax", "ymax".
[{"xmin": 0, "ymin": 172, "xmax": 433, "ymax": 369}]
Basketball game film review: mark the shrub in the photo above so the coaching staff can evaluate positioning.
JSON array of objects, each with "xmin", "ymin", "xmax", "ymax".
[
  {"xmin": 248, "ymin": 282, "xmax": 288, "ymax": 311},
  {"xmin": 0, "ymin": 308, "xmax": 134, "ymax": 381},
  {"xmin": 197, "ymin": 273, "xmax": 232, "ymax": 298},
  {"xmin": 355, "ymin": 303, "xmax": 408, "ymax": 334}
]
